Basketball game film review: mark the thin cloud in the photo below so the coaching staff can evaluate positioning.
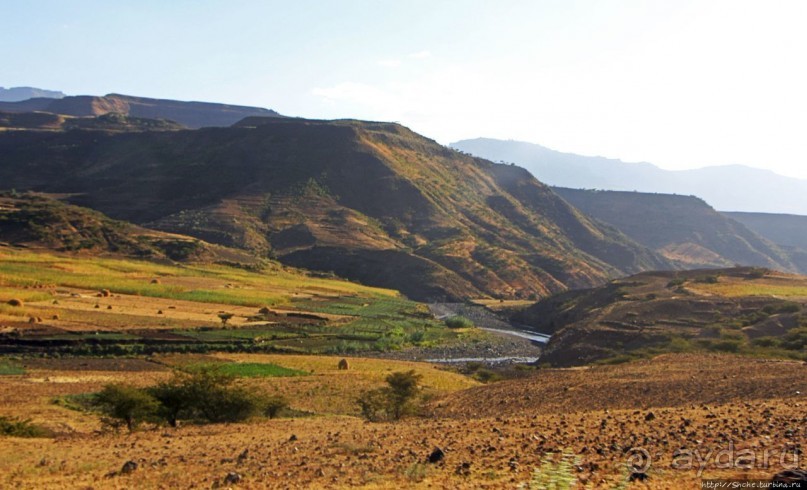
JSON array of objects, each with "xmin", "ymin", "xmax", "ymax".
[
  {"xmin": 408, "ymin": 50, "xmax": 431, "ymax": 59},
  {"xmin": 377, "ymin": 59, "xmax": 402, "ymax": 68}
]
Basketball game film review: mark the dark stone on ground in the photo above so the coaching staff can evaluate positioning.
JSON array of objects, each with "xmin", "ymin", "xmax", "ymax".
[{"xmin": 428, "ymin": 447, "xmax": 445, "ymax": 463}]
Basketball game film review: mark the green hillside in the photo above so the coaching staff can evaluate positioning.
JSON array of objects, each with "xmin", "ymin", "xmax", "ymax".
[{"xmin": 0, "ymin": 117, "xmax": 667, "ymax": 300}]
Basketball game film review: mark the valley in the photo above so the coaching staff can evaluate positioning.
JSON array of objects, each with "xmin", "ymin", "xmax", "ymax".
[{"xmin": 0, "ymin": 91, "xmax": 805, "ymax": 489}]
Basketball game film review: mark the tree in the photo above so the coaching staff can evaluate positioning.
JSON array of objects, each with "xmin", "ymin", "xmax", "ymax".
[
  {"xmin": 218, "ymin": 312, "xmax": 235, "ymax": 327},
  {"xmin": 385, "ymin": 370, "xmax": 422, "ymax": 419},
  {"xmin": 358, "ymin": 369, "xmax": 423, "ymax": 421},
  {"xmin": 93, "ymin": 383, "xmax": 159, "ymax": 431},
  {"xmin": 148, "ymin": 366, "xmax": 265, "ymax": 424}
]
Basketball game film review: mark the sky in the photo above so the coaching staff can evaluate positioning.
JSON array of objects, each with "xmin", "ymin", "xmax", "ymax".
[{"xmin": 3, "ymin": 0, "xmax": 807, "ymax": 178}]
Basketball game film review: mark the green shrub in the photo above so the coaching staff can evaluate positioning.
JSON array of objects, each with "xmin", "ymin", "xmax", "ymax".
[
  {"xmin": 751, "ymin": 336, "xmax": 780, "ymax": 348},
  {"xmin": 149, "ymin": 366, "xmax": 262, "ymax": 424},
  {"xmin": 445, "ymin": 316, "xmax": 474, "ymax": 329},
  {"xmin": 473, "ymin": 368, "xmax": 501, "ymax": 383},
  {"xmin": 0, "ymin": 416, "xmax": 52, "ymax": 438},
  {"xmin": 747, "ymin": 268, "xmax": 767, "ymax": 279},
  {"xmin": 782, "ymin": 327, "xmax": 807, "ymax": 351},
  {"xmin": 358, "ymin": 387, "xmax": 392, "ymax": 422},
  {"xmin": 0, "ymin": 361, "xmax": 24, "ymax": 375},
  {"xmin": 667, "ymin": 277, "xmax": 686, "ymax": 288},
  {"xmin": 93, "ymin": 383, "xmax": 160, "ymax": 431},
  {"xmin": 263, "ymin": 395, "xmax": 289, "ymax": 419},
  {"xmin": 762, "ymin": 302, "xmax": 802, "ymax": 315},
  {"xmin": 358, "ymin": 370, "xmax": 423, "ymax": 421}
]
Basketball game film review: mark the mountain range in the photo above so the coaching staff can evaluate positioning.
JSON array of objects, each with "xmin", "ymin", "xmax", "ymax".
[
  {"xmin": 451, "ymin": 138, "xmax": 807, "ymax": 215},
  {"xmin": 0, "ymin": 93, "xmax": 281, "ymax": 128},
  {"xmin": 0, "ymin": 86, "xmax": 65, "ymax": 102},
  {"xmin": 4, "ymin": 90, "xmax": 806, "ymax": 302},
  {"xmin": 552, "ymin": 188, "xmax": 800, "ymax": 273},
  {"xmin": 0, "ymin": 114, "xmax": 668, "ymax": 301}
]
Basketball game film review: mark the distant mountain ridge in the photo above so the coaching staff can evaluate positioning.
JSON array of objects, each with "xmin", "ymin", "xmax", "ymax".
[
  {"xmin": 451, "ymin": 138, "xmax": 807, "ymax": 215},
  {"xmin": 553, "ymin": 188, "xmax": 799, "ymax": 273},
  {"xmin": 724, "ymin": 212, "xmax": 807, "ymax": 249},
  {"xmin": 0, "ymin": 86, "xmax": 65, "ymax": 102},
  {"xmin": 0, "ymin": 116, "xmax": 668, "ymax": 301},
  {"xmin": 0, "ymin": 93, "xmax": 282, "ymax": 128},
  {"xmin": 725, "ymin": 212, "xmax": 807, "ymax": 274}
]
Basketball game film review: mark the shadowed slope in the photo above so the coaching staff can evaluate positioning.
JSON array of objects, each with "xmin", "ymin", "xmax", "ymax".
[{"xmin": 0, "ymin": 118, "xmax": 666, "ymax": 300}]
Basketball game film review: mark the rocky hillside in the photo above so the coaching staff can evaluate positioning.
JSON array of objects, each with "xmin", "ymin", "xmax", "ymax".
[
  {"xmin": 0, "ymin": 111, "xmax": 183, "ymax": 132},
  {"xmin": 0, "ymin": 118, "xmax": 667, "ymax": 301},
  {"xmin": 0, "ymin": 93, "xmax": 281, "ymax": 128},
  {"xmin": 0, "ymin": 192, "xmax": 257, "ymax": 264},
  {"xmin": 516, "ymin": 267, "xmax": 807, "ymax": 366},
  {"xmin": 553, "ymin": 188, "xmax": 797, "ymax": 272}
]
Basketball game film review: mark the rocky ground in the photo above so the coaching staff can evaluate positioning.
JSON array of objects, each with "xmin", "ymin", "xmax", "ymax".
[{"xmin": 0, "ymin": 353, "xmax": 804, "ymax": 488}]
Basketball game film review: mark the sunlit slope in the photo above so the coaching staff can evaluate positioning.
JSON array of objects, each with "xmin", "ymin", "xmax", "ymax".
[{"xmin": 0, "ymin": 118, "xmax": 667, "ymax": 300}]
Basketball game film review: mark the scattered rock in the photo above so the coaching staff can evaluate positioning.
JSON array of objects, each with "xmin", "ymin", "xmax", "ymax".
[
  {"xmin": 150, "ymin": 278, "xmax": 161, "ymax": 284},
  {"xmin": 645, "ymin": 412, "xmax": 656, "ymax": 422},
  {"xmin": 289, "ymin": 434, "xmax": 298, "ymax": 442},
  {"xmin": 100, "ymin": 289, "xmax": 111, "ymax": 297},
  {"xmin": 107, "ymin": 305, "xmax": 112, "ymax": 310},
  {"xmin": 455, "ymin": 461, "xmax": 472, "ymax": 476},
  {"xmin": 237, "ymin": 448, "xmax": 249, "ymax": 464},
  {"xmin": 7, "ymin": 299, "xmax": 23, "ymax": 307},
  {"xmin": 120, "ymin": 460, "xmax": 138, "ymax": 475},
  {"xmin": 157, "ymin": 310, "xmax": 163, "ymax": 314},
  {"xmin": 223, "ymin": 472, "xmax": 242, "ymax": 484},
  {"xmin": 628, "ymin": 471, "xmax": 648, "ymax": 482},
  {"xmin": 428, "ymin": 447, "xmax": 445, "ymax": 463},
  {"xmin": 772, "ymin": 468, "xmax": 807, "ymax": 483}
]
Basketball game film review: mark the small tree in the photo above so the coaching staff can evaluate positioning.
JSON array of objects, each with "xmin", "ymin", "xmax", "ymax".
[
  {"xmin": 358, "ymin": 369, "xmax": 423, "ymax": 421},
  {"xmin": 148, "ymin": 378, "xmax": 191, "ymax": 427},
  {"xmin": 218, "ymin": 312, "xmax": 235, "ymax": 327},
  {"xmin": 93, "ymin": 384, "xmax": 159, "ymax": 432},
  {"xmin": 386, "ymin": 370, "xmax": 422, "ymax": 419},
  {"xmin": 150, "ymin": 366, "xmax": 265, "ymax": 424}
]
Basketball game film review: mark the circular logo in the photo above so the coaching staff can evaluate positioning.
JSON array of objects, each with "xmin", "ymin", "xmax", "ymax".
[{"xmin": 626, "ymin": 447, "xmax": 652, "ymax": 472}]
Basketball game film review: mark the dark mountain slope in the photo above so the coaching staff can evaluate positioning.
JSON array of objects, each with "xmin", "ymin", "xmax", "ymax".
[
  {"xmin": 0, "ymin": 111, "xmax": 183, "ymax": 132},
  {"xmin": 0, "ymin": 93, "xmax": 281, "ymax": 128},
  {"xmin": 725, "ymin": 212, "xmax": 807, "ymax": 249},
  {"xmin": 726, "ymin": 212, "xmax": 807, "ymax": 274},
  {"xmin": 553, "ymin": 188, "xmax": 796, "ymax": 272},
  {"xmin": 0, "ymin": 117, "xmax": 666, "ymax": 300}
]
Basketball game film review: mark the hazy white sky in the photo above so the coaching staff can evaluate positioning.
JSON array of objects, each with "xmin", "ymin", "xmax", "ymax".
[{"xmin": 3, "ymin": 0, "xmax": 807, "ymax": 178}]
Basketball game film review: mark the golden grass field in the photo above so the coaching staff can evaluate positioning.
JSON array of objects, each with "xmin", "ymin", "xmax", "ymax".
[
  {"xmin": 686, "ymin": 270, "xmax": 807, "ymax": 300},
  {"xmin": 0, "ymin": 353, "xmax": 804, "ymax": 489}
]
